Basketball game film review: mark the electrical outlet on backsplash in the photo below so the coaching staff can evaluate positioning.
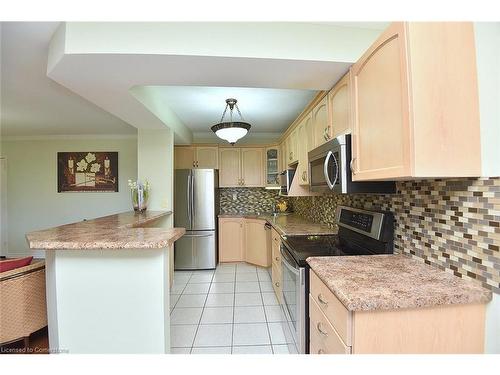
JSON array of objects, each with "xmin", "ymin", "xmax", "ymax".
[
  {"xmin": 219, "ymin": 187, "xmax": 292, "ymax": 214},
  {"xmin": 291, "ymin": 177, "xmax": 500, "ymax": 294}
]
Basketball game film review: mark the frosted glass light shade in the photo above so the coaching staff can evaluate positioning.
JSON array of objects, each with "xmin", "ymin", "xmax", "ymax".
[
  {"xmin": 214, "ymin": 127, "xmax": 248, "ymax": 144},
  {"xmin": 211, "ymin": 121, "xmax": 251, "ymax": 145}
]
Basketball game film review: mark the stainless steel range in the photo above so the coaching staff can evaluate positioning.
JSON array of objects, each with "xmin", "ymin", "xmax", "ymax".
[{"xmin": 279, "ymin": 206, "xmax": 395, "ymax": 354}]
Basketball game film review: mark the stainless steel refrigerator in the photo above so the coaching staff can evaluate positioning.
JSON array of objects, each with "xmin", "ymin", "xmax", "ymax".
[{"xmin": 174, "ymin": 169, "xmax": 219, "ymax": 270}]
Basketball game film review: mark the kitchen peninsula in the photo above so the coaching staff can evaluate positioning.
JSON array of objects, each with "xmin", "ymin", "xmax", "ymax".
[{"xmin": 26, "ymin": 211, "xmax": 185, "ymax": 354}]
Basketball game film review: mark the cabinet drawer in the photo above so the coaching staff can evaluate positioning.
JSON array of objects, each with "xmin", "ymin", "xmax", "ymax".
[
  {"xmin": 309, "ymin": 294, "xmax": 351, "ymax": 354},
  {"xmin": 309, "ymin": 270, "xmax": 352, "ymax": 345},
  {"xmin": 271, "ymin": 262, "xmax": 282, "ymax": 303}
]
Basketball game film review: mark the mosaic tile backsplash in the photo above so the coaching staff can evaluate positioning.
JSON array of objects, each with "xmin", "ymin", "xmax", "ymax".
[
  {"xmin": 291, "ymin": 178, "xmax": 500, "ymax": 293},
  {"xmin": 219, "ymin": 187, "xmax": 290, "ymax": 214}
]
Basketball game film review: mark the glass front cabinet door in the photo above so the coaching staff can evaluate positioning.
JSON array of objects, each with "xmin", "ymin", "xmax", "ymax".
[{"xmin": 265, "ymin": 147, "xmax": 280, "ymax": 188}]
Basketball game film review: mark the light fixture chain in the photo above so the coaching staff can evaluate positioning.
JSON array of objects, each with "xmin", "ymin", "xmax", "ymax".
[
  {"xmin": 234, "ymin": 103, "xmax": 245, "ymax": 121},
  {"xmin": 219, "ymin": 103, "xmax": 229, "ymax": 123}
]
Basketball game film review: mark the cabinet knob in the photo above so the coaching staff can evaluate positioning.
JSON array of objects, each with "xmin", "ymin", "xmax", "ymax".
[
  {"xmin": 316, "ymin": 322, "xmax": 328, "ymax": 336},
  {"xmin": 317, "ymin": 349, "xmax": 325, "ymax": 354},
  {"xmin": 350, "ymin": 158, "xmax": 357, "ymax": 175},
  {"xmin": 275, "ymin": 282, "xmax": 280, "ymax": 287},
  {"xmin": 317, "ymin": 293, "xmax": 329, "ymax": 306},
  {"xmin": 275, "ymin": 256, "xmax": 280, "ymax": 261}
]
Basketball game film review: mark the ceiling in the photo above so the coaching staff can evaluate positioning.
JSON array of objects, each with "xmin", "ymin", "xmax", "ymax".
[
  {"xmin": 144, "ymin": 86, "xmax": 317, "ymax": 142},
  {"xmin": 0, "ymin": 22, "xmax": 136, "ymax": 137},
  {"xmin": 1, "ymin": 22, "xmax": 387, "ymax": 141}
]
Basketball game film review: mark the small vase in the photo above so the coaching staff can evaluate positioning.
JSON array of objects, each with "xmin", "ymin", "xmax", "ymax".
[{"xmin": 131, "ymin": 187, "xmax": 149, "ymax": 213}]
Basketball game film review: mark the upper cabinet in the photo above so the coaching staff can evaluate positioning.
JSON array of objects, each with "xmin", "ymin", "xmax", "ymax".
[
  {"xmin": 219, "ymin": 148, "xmax": 241, "ymax": 187},
  {"xmin": 296, "ymin": 113, "xmax": 313, "ymax": 185},
  {"xmin": 265, "ymin": 146, "xmax": 280, "ymax": 187},
  {"xmin": 328, "ymin": 72, "xmax": 350, "ymax": 139},
  {"xmin": 174, "ymin": 146, "xmax": 218, "ymax": 169},
  {"xmin": 312, "ymin": 96, "xmax": 329, "ymax": 148},
  {"xmin": 219, "ymin": 147, "xmax": 264, "ymax": 187},
  {"xmin": 241, "ymin": 148, "xmax": 265, "ymax": 187},
  {"xmin": 350, "ymin": 22, "xmax": 481, "ymax": 181}
]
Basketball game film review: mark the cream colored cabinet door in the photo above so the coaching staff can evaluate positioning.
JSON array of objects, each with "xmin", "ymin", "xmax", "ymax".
[
  {"xmin": 312, "ymin": 96, "xmax": 329, "ymax": 148},
  {"xmin": 289, "ymin": 129, "xmax": 298, "ymax": 164},
  {"xmin": 244, "ymin": 219, "xmax": 271, "ymax": 267},
  {"xmin": 328, "ymin": 72, "xmax": 350, "ymax": 139},
  {"xmin": 196, "ymin": 147, "xmax": 219, "ymax": 169},
  {"xmin": 174, "ymin": 147, "xmax": 196, "ymax": 169},
  {"xmin": 219, "ymin": 148, "xmax": 241, "ymax": 187},
  {"xmin": 219, "ymin": 218, "xmax": 244, "ymax": 262},
  {"xmin": 241, "ymin": 148, "xmax": 264, "ymax": 187},
  {"xmin": 350, "ymin": 23, "xmax": 411, "ymax": 181},
  {"xmin": 296, "ymin": 113, "xmax": 313, "ymax": 185}
]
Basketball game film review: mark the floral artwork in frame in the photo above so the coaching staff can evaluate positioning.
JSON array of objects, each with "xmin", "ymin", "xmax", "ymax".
[{"xmin": 57, "ymin": 152, "xmax": 118, "ymax": 192}]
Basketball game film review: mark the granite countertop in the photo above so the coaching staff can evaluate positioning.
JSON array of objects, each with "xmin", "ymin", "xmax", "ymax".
[
  {"xmin": 307, "ymin": 254, "xmax": 492, "ymax": 311},
  {"xmin": 218, "ymin": 212, "xmax": 336, "ymax": 236},
  {"xmin": 26, "ymin": 211, "xmax": 185, "ymax": 250}
]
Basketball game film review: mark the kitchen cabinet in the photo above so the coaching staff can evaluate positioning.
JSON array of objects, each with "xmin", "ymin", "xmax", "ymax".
[
  {"xmin": 196, "ymin": 147, "xmax": 219, "ymax": 169},
  {"xmin": 296, "ymin": 113, "xmax": 313, "ymax": 185},
  {"xmin": 312, "ymin": 95, "xmax": 329, "ymax": 149},
  {"xmin": 218, "ymin": 218, "xmax": 244, "ymax": 262},
  {"xmin": 174, "ymin": 146, "xmax": 218, "ymax": 169},
  {"xmin": 244, "ymin": 219, "xmax": 272, "ymax": 267},
  {"xmin": 350, "ymin": 22, "xmax": 481, "ymax": 181},
  {"xmin": 309, "ymin": 269, "xmax": 485, "ymax": 354},
  {"xmin": 265, "ymin": 147, "xmax": 280, "ymax": 187},
  {"xmin": 271, "ymin": 228, "xmax": 282, "ymax": 302},
  {"xmin": 241, "ymin": 148, "xmax": 264, "ymax": 187},
  {"xmin": 219, "ymin": 218, "xmax": 271, "ymax": 267},
  {"xmin": 219, "ymin": 147, "xmax": 264, "ymax": 187},
  {"xmin": 328, "ymin": 72, "xmax": 350, "ymax": 139},
  {"xmin": 287, "ymin": 129, "xmax": 298, "ymax": 165},
  {"xmin": 219, "ymin": 148, "xmax": 241, "ymax": 187}
]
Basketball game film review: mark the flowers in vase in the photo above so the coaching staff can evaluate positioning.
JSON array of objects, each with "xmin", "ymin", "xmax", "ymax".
[{"xmin": 128, "ymin": 179, "xmax": 151, "ymax": 212}]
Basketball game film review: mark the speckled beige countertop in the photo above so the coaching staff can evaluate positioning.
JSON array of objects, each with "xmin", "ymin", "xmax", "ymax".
[
  {"xmin": 218, "ymin": 212, "xmax": 336, "ymax": 236},
  {"xmin": 26, "ymin": 211, "xmax": 185, "ymax": 250},
  {"xmin": 307, "ymin": 254, "xmax": 492, "ymax": 311}
]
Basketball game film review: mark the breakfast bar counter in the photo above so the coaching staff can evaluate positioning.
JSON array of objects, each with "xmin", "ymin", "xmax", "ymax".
[{"xmin": 26, "ymin": 211, "xmax": 185, "ymax": 354}]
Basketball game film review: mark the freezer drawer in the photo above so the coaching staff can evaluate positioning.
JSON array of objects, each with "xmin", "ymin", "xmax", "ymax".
[{"xmin": 174, "ymin": 231, "xmax": 217, "ymax": 270}]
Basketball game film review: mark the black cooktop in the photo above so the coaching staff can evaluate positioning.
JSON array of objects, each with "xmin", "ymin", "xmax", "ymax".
[{"xmin": 281, "ymin": 234, "xmax": 378, "ymax": 267}]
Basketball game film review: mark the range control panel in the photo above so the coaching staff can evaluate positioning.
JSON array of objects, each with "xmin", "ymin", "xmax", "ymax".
[
  {"xmin": 336, "ymin": 206, "xmax": 387, "ymax": 241},
  {"xmin": 339, "ymin": 210, "xmax": 373, "ymax": 233}
]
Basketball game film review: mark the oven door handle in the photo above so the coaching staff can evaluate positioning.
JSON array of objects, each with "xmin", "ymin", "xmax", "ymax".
[
  {"xmin": 323, "ymin": 151, "xmax": 339, "ymax": 190},
  {"xmin": 280, "ymin": 246, "xmax": 300, "ymax": 276}
]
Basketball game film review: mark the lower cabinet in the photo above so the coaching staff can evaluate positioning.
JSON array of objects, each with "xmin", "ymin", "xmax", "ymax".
[
  {"xmin": 309, "ymin": 269, "xmax": 486, "ymax": 354},
  {"xmin": 218, "ymin": 218, "xmax": 271, "ymax": 267},
  {"xmin": 218, "ymin": 218, "xmax": 244, "ymax": 262},
  {"xmin": 271, "ymin": 228, "xmax": 282, "ymax": 302}
]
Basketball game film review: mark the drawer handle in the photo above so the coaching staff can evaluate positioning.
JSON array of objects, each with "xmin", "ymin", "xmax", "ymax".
[
  {"xmin": 316, "ymin": 322, "xmax": 328, "ymax": 336},
  {"xmin": 318, "ymin": 349, "xmax": 325, "ymax": 354},
  {"xmin": 317, "ymin": 293, "xmax": 329, "ymax": 306}
]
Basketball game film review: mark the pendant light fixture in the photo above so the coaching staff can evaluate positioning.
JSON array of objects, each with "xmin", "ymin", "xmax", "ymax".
[{"xmin": 211, "ymin": 98, "xmax": 251, "ymax": 145}]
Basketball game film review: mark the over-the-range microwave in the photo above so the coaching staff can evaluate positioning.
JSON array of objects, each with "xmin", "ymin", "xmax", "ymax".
[{"xmin": 308, "ymin": 134, "xmax": 396, "ymax": 194}]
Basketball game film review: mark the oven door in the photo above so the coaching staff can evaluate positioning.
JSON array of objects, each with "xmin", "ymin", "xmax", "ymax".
[{"xmin": 280, "ymin": 244, "xmax": 306, "ymax": 354}]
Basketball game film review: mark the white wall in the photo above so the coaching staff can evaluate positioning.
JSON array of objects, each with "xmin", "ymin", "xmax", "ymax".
[
  {"xmin": 137, "ymin": 128, "xmax": 174, "ymax": 229},
  {"xmin": 474, "ymin": 22, "xmax": 500, "ymax": 177},
  {"xmin": 0, "ymin": 136, "xmax": 137, "ymax": 258}
]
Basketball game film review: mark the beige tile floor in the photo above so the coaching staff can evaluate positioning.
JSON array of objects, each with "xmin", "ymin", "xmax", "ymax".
[{"xmin": 170, "ymin": 262, "xmax": 297, "ymax": 354}]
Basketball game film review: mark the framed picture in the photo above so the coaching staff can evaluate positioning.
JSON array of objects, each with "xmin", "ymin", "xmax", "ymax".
[{"xmin": 57, "ymin": 152, "xmax": 118, "ymax": 192}]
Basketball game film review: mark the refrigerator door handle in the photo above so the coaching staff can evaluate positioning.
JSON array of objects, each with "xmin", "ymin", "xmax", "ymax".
[
  {"xmin": 183, "ymin": 234, "xmax": 213, "ymax": 238},
  {"xmin": 190, "ymin": 173, "xmax": 195, "ymax": 226},
  {"xmin": 187, "ymin": 172, "xmax": 192, "ymax": 226}
]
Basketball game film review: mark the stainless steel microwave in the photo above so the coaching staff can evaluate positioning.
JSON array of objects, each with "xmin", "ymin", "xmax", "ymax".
[
  {"xmin": 279, "ymin": 169, "xmax": 296, "ymax": 196},
  {"xmin": 308, "ymin": 134, "xmax": 396, "ymax": 194}
]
